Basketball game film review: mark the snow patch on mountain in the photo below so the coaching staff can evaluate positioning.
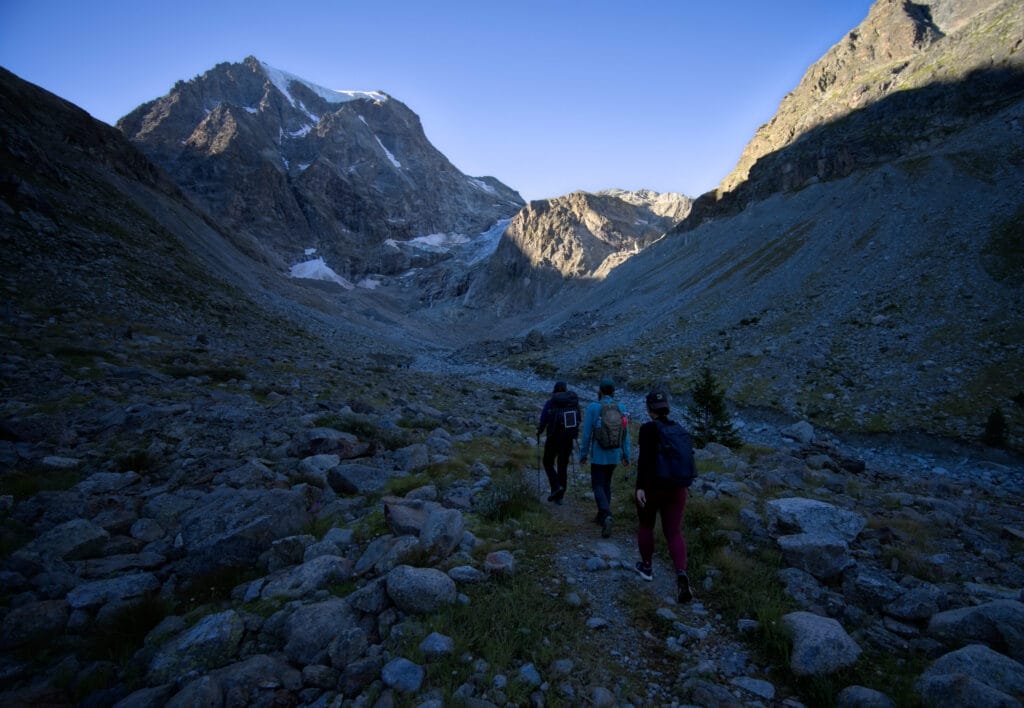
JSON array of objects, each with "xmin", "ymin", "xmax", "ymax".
[
  {"xmin": 375, "ymin": 136, "xmax": 401, "ymax": 168},
  {"xmin": 289, "ymin": 256, "xmax": 354, "ymax": 289},
  {"xmin": 468, "ymin": 177, "xmax": 497, "ymax": 195},
  {"xmin": 260, "ymin": 62, "xmax": 387, "ymax": 108}
]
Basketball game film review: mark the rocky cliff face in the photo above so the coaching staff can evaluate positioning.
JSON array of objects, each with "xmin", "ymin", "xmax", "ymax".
[
  {"xmin": 118, "ymin": 56, "xmax": 524, "ymax": 277},
  {"xmin": 684, "ymin": 0, "xmax": 1023, "ymax": 228},
  {"xmin": 465, "ymin": 189, "xmax": 690, "ymax": 314}
]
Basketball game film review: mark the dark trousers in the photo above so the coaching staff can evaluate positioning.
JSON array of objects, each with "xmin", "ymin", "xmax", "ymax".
[
  {"xmin": 636, "ymin": 487, "xmax": 689, "ymax": 573},
  {"xmin": 543, "ymin": 437, "xmax": 573, "ymax": 495},
  {"xmin": 590, "ymin": 463, "xmax": 616, "ymax": 519}
]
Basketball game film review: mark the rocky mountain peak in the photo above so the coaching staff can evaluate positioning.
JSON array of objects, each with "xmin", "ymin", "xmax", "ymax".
[
  {"xmin": 460, "ymin": 189, "xmax": 689, "ymax": 316},
  {"xmin": 118, "ymin": 57, "xmax": 524, "ymax": 278},
  {"xmin": 715, "ymin": 0, "xmax": 1018, "ymax": 197}
]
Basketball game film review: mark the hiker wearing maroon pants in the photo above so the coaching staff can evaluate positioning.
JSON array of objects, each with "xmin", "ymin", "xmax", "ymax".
[{"xmin": 634, "ymin": 390, "xmax": 696, "ymax": 603}]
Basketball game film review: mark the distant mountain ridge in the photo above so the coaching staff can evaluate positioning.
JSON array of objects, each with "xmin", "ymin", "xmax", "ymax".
[
  {"xmin": 118, "ymin": 56, "xmax": 524, "ymax": 278},
  {"xmin": 464, "ymin": 189, "xmax": 691, "ymax": 314},
  {"xmin": 684, "ymin": 0, "xmax": 1024, "ymax": 229}
]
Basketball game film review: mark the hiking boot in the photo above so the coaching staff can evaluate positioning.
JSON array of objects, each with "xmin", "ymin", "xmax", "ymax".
[
  {"xmin": 552, "ymin": 486, "xmax": 565, "ymax": 502},
  {"xmin": 546, "ymin": 489, "xmax": 558, "ymax": 502},
  {"xmin": 601, "ymin": 514, "xmax": 613, "ymax": 538},
  {"xmin": 634, "ymin": 561, "xmax": 653, "ymax": 581},
  {"xmin": 676, "ymin": 572, "xmax": 694, "ymax": 603}
]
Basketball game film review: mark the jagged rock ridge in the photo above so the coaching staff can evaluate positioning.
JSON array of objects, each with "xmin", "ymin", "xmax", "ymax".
[
  {"xmin": 118, "ymin": 56, "xmax": 524, "ymax": 277},
  {"xmin": 465, "ymin": 189, "xmax": 691, "ymax": 314},
  {"xmin": 685, "ymin": 0, "xmax": 1024, "ymax": 227}
]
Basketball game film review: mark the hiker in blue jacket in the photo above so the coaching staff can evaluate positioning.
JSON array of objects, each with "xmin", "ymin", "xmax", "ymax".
[{"xmin": 579, "ymin": 377, "xmax": 631, "ymax": 538}]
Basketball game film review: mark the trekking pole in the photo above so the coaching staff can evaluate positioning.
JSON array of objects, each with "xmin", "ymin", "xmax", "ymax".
[{"xmin": 536, "ymin": 437, "xmax": 542, "ymax": 498}]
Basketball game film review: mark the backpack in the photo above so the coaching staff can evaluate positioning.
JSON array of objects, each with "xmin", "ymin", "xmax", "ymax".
[
  {"xmin": 547, "ymin": 391, "xmax": 580, "ymax": 440},
  {"xmin": 595, "ymin": 400, "xmax": 626, "ymax": 450},
  {"xmin": 653, "ymin": 419, "xmax": 697, "ymax": 487}
]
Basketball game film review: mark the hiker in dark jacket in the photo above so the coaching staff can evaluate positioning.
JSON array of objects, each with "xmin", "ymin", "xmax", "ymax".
[
  {"xmin": 634, "ymin": 390, "xmax": 695, "ymax": 603},
  {"xmin": 579, "ymin": 377, "xmax": 631, "ymax": 537},
  {"xmin": 537, "ymin": 382, "xmax": 580, "ymax": 503}
]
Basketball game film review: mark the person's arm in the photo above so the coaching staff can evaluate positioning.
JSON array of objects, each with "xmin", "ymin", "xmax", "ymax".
[
  {"xmin": 537, "ymin": 400, "xmax": 551, "ymax": 437},
  {"xmin": 620, "ymin": 403, "xmax": 632, "ymax": 464},
  {"xmin": 635, "ymin": 421, "xmax": 657, "ymax": 491},
  {"xmin": 579, "ymin": 403, "xmax": 592, "ymax": 461}
]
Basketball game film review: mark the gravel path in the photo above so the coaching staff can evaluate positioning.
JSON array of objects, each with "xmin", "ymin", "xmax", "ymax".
[{"xmin": 535, "ymin": 465, "xmax": 779, "ymax": 705}]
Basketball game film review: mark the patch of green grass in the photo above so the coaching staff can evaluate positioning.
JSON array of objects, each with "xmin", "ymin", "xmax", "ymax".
[
  {"xmin": 983, "ymin": 203, "xmax": 1024, "ymax": 282},
  {"xmin": 115, "ymin": 448, "xmax": 158, "ymax": 474},
  {"xmin": 0, "ymin": 517, "xmax": 34, "ymax": 562},
  {"xmin": 178, "ymin": 563, "xmax": 262, "ymax": 611},
  {"xmin": 0, "ymin": 463, "xmax": 81, "ymax": 500},
  {"xmin": 383, "ymin": 473, "xmax": 433, "ymax": 497},
  {"xmin": 353, "ymin": 508, "xmax": 388, "ymax": 544},
  {"xmin": 868, "ymin": 514, "xmax": 944, "ymax": 583},
  {"xmin": 316, "ymin": 411, "xmax": 412, "ymax": 450},
  {"xmin": 474, "ymin": 468, "xmax": 543, "ymax": 522},
  {"xmin": 83, "ymin": 594, "xmax": 173, "ymax": 666},
  {"xmin": 304, "ymin": 512, "xmax": 345, "ymax": 540},
  {"xmin": 51, "ymin": 345, "xmax": 111, "ymax": 368},
  {"xmin": 238, "ymin": 598, "xmax": 283, "ymax": 618}
]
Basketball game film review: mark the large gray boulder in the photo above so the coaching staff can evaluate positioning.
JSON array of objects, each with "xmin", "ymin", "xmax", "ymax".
[
  {"xmin": 386, "ymin": 565, "xmax": 457, "ymax": 614},
  {"xmin": 259, "ymin": 555, "xmax": 353, "ymax": 600},
  {"xmin": 383, "ymin": 497, "xmax": 440, "ymax": 535},
  {"xmin": 16, "ymin": 518, "xmax": 109, "ymax": 561},
  {"xmin": 0, "ymin": 599, "xmax": 68, "ymax": 649},
  {"xmin": 165, "ymin": 654, "xmax": 302, "ymax": 707},
  {"xmin": 287, "ymin": 428, "xmax": 370, "ymax": 459},
  {"xmin": 328, "ymin": 464, "xmax": 390, "ymax": 496},
  {"xmin": 782, "ymin": 611, "xmax": 862, "ymax": 676},
  {"xmin": 885, "ymin": 582, "xmax": 947, "ymax": 621},
  {"xmin": 927, "ymin": 600, "xmax": 1024, "ymax": 663},
  {"xmin": 381, "ymin": 657, "xmax": 425, "ymax": 693},
  {"xmin": 283, "ymin": 597, "xmax": 359, "ymax": 665},
  {"xmin": 148, "ymin": 610, "xmax": 245, "ymax": 684},
  {"xmin": 419, "ymin": 508, "xmax": 464, "ymax": 560},
  {"xmin": 766, "ymin": 498, "xmax": 866, "ymax": 542},
  {"xmin": 917, "ymin": 644, "xmax": 1024, "ymax": 707},
  {"xmin": 777, "ymin": 533, "xmax": 854, "ymax": 581},
  {"xmin": 175, "ymin": 487, "xmax": 309, "ymax": 576},
  {"xmin": 66, "ymin": 572, "xmax": 160, "ymax": 611}
]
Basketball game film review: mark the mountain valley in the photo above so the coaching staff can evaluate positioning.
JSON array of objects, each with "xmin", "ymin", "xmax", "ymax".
[{"xmin": 1, "ymin": 0, "xmax": 1023, "ymax": 705}]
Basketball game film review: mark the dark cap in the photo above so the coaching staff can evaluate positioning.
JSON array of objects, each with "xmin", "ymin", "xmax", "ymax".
[
  {"xmin": 646, "ymin": 390, "xmax": 670, "ymax": 411},
  {"xmin": 599, "ymin": 377, "xmax": 615, "ymax": 390},
  {"xmin": 553, "ymin": 381, "xmax": 567, "ymax": 393}
]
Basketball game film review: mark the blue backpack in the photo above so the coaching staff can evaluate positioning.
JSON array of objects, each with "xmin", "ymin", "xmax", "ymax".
[{"xmin": 653, "ymin": 419, "xmax": 697, "ymax": 488}]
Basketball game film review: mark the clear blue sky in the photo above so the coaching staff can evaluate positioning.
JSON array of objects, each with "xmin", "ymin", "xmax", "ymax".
[{"xmin": 1, "ymin": 1, "xmax": 873, "ymax": 203}]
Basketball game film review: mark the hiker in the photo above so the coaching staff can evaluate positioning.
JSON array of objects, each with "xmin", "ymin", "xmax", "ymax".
[
  {"xmin": 536, "ymin": 381, "xmax": 580, "ymax": 504},
  {"xmin": 579, "ymin": 377, "xmax": 631, "ymax": 537},
  {"xmin": 634, "ymin": 390, "xmax": 696, "ymax": 603}
]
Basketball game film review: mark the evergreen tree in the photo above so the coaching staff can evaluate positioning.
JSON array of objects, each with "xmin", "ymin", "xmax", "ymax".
[
  {"xmin": 684, "ymin": 366, "xmax": 741, "ymax": 449},
  {"xmin": 982, "ymin": 406, "xmax": 1008, "ymax": 448}
]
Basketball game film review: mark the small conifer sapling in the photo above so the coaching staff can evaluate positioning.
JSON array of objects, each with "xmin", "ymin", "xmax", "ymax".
[{"xmin": 684, "ymin": 366, "xmax": 741, "ymax": 449}]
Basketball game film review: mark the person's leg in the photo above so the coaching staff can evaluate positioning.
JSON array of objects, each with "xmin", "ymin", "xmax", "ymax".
[
  {"xmin": 636, "ymin": 494, "xmax": 658, "ymax": 565},
  {"xmin": 602, "ymin": 465, "xmax": 615, "ymax": 511},
  {"xmin": 659, "ymin": 487, "xmax": 689, "ymax": 573},
  {"xmin": 658, "ymin": 487, "xmax": 694, "ymax": 602},
  {"xmin": 590, "ymin": 464, "xmax": 613, "ymax": 519},
  {"xmin": 554, "ymin": 441, "xmax": 571, "ymax": 499},
  {"xmin": 542, "ymin": 442, "xmax": 559, "ymax": 498}
]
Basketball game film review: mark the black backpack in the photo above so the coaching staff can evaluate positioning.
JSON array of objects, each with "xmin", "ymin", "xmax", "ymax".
[
  {"xmin": 547, "ymin": 391, "xmax": 580, "ymax": 441},
  {"xmin": 653, "ymin": 419, "xmax": 697, "ymax": 488}
]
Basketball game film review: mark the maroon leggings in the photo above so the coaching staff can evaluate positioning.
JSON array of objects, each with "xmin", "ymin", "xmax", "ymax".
[{"xmin": 636, "ymin": 486, "xmax": 688, "ymax": 573}]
